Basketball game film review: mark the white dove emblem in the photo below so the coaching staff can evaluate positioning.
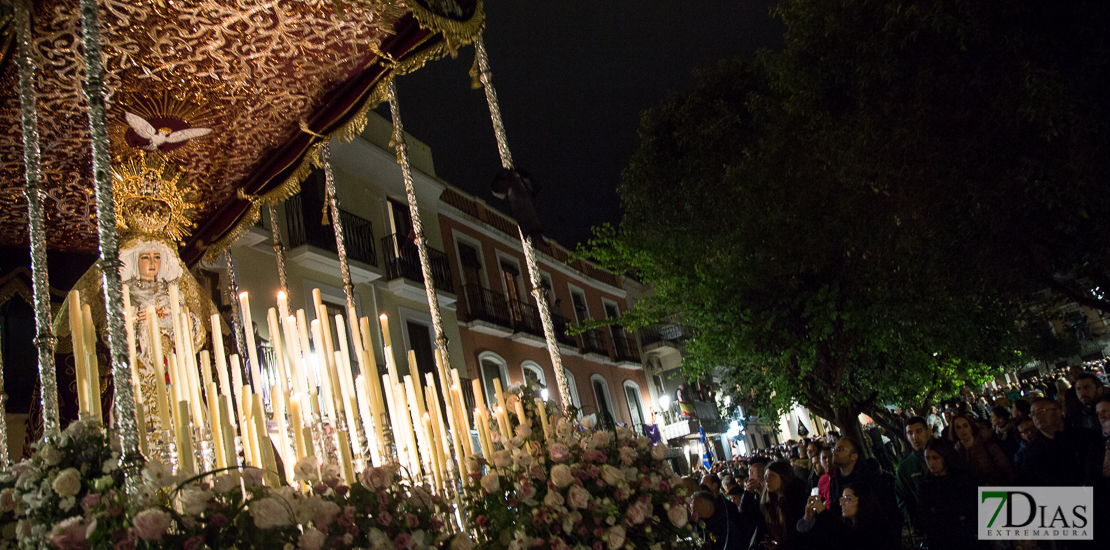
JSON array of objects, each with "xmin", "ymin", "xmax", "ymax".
[{"xmin": 125, "ymin": 112, "xmax": 212, "ymax": 151}]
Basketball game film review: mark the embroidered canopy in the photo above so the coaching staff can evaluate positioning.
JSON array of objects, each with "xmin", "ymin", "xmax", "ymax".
[{"xmin": 0, "ymin": 0, "xmax": 483, "ymax": 264}]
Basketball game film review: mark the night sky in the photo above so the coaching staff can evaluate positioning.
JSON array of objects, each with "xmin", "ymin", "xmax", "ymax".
[{"xmin": 389, "ymin": 1, "xmax": 783, "ymax": 248}]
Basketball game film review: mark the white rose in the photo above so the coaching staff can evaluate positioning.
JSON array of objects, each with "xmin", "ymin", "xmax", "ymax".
[
  {"xmin": 626, "ymin": 501, "xmax": 646, "ymax": 525},
  {"xmin": 667, "ymin": 504, "xmax": 688, "ymax": 528},
  {"xmin": 293, "ymin": 456, "xmax": 320, "ymax": 483},
  {"xmin": 579, "ymin": 415, "xmax": 597, "ymax": 430},
  {"xmin": 492, "ymin": 450, "xmax": 513, "ymax": 469},
  {"xmin": 480, "ymin": 471, "xmax": 500, "ymax": 493},
  {"xmin": 142, "ymin": 460, "xmax": 175, "ymax": 487},
  {"xmin": 543, "ymin": 489, "xmax": 565, "ymax": 508},
  {"xmin": 51, "ymin": 468, "xmax": 81, "ymax": 498},
  {"xmin": 566, "ymin": 486, "xmax": 590, "ymax": 509},
  {"xmin": 180, "ymin": 488, "xmax": 212, "ymax": 516},
  {"xmin": 606, "ymin": 525, "xmax": 626, "ymax": 549},
  {"xmin": 591, "ymin": 431, "xmax": 612, "ymax": 447},
  {"xmin": 600, "ymin": 465, "xmax": 624, "ymax": 486},
  {"xmin": 550, "ymin": 464, "xmax": 575, "ymax": 488},
  {"xmin": 40, "ymin": 445, "xmax": 63, "ymax": 467},
  {"xmin": 650, "ymin": 444, "xmax": 667, "ymax": 460},
  {"xmin": 250, "ymin": 497, "xmax": 294, "ymax": 529},
  {"xmin": 515, "ymin": 423, "xmax": 532, "ymax": 439},
  {"xmin": 450, "ymin": 533, "xmax": 474, "ymax": 550}
]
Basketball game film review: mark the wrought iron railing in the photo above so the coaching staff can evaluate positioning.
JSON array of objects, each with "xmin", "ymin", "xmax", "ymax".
[
  {"xmin": 463, "ymin": 284, "xmax": 512, "ymax": 328},
  {"xmin": 510, "ymin": 299, "xmax": 544, "ymax": 337},
  {"xmin": 285, "ymin": 192, "xmax": 378, "ymax": 266},
  {"xmin": 640, "ymin": 323, "xmax": 693, "ymax": 347},
  {"xmin": 551, "ymin": 313, "xmax": 579, "ymax": 348},
  {"xmin": 613, "ymin": 333, "xmax": 641, "ymax": 364},
  {"xmin": 380, "ymin": 232, "xmax": 454, "ymax": 293},
  {"xmin": 580, "ymin": 328, "xmax": 609, "ymax": 357}
]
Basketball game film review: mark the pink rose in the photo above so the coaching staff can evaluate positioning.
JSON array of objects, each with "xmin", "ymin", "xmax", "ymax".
[
  {"xmin": 567, "ymin": 486, "xmax": 590, "ymax": 509},
  {"xmin": 132, "ymin": 509, "xmax": 172, "ymax": 541},
  {"xmin": 299, "ymin": 528, "xmax": 326, "ymax": 550},
  {"xmin": 550, "ymin": 464, "xmax": 575, "ymax": 488},
  {"xmin": 48, "ymin": 517, "xmax": 89, "ymax": 550},
  {"xmin": 600, "ymin": 465, "xmax": 625, "ymax": 486},
  {"xmin": 548, "ymin": 442, "xmax": 570, "ymax": 463},
  {"xmin": 619, "ymin": 447, "xmax": 637, "ymax": 466}
]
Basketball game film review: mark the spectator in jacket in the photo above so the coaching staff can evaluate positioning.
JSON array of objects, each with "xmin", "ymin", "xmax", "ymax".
[
  {"xmin": 896, "ymin": 416, "xmax": 931, "ymax": 534},
  {"xmin": 948, "ymin": 413, "xmax": 1015, "ymax": 486},
  {"xmin": 828, "ymin": 438, "xmax": 902, "ymax": 547},
  {"xmin": 1073, "ymin": 373, "xmax": 1104, "ymax": 433},
  {"xmin": 1019, "ymin": 397, "xmax": 1104, "ymax": 486},
  {"xmin": 693, "ymin": 491, "xmax": 751, "ymax": 550},
  {"xmin": 990, "ymin": 405, "xmax": 1021, "ymax": 460},
  {"xmin": 917, "ymin": 438, "xmax": 986, "ymax": 549}
]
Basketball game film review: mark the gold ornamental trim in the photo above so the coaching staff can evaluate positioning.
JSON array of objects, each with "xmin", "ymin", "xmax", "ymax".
[{"xmin": 405, "ymin": 0, "xmax": 485, "ymax": 53}]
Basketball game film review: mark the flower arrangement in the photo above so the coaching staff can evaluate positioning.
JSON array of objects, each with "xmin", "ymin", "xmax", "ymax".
[
  {"xmin": 462, "ymin": 384, "xmax": 695, "ymax": 550},
  {"xmin": 7, "ymin": 420, "xmax": 127, "ymax": 550},
  {"xmin": 5, "ymin": 420, "xmax": 471, "ymax": 550}
]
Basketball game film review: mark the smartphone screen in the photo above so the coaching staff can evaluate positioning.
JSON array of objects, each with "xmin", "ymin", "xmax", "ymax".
[{"xmin": 810, "ymin": 487, "xmax": 819, "ymax": 497}]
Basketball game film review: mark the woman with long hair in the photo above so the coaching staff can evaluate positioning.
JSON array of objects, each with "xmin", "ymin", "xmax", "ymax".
[
  {"xmin": 795, "ymin": 480, "xmax": 887, "ymax": 548},
  {"xmin": 948, "ymin": 413, "xmax": 1015, "ymax": 486},
  {"xmin": 917, "ymin": 438, "xmax": 987, "ymax": 549},
  {"xmin": 739, "ymin": 460, "xmax": 809, "ymax": 549}
]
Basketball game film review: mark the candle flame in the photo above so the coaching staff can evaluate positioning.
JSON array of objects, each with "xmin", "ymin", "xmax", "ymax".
[
  {"xmin": 379, "ymin": 313, "xmax": 388, "ymax": 321},
  {"xmin": 238, "ymin": 291, "xmax": 248, "ymax": 299},
  {"xmin": 277, "ymin": 291, "xmax": 286, "ymax": 299}
]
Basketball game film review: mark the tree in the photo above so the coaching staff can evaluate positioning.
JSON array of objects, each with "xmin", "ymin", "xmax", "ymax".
[{"xmin": 579, "ymin": 0, "xmax": 1110, "ymax": 442}]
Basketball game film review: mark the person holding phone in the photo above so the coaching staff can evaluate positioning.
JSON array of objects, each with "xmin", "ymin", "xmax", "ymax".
[
  {"xmin": 795, "ymin": 481, "xmax": 887, "ymax": 549},
  {"xmin": 739, "ymin": 460, "xmax": 809, "ymax": 549}
]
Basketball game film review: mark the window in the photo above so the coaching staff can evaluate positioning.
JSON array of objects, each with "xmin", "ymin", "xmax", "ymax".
[
  {"xmin": 603, "ymin": 300, "xmax": 625, "ymax": 346},
  {"xmin": 652, "ymin": 374, "xmax": 665, "ymax": 397},
  {"xmin": 477, "ymin": 352, "xmax": 508, "ymax": 410},
  {"xmin": 570, "ymin": 289, "xmax": 589, "ymax": 323},
  {"xmin": 624, "ymin": 381, "xmax": 646, "ymax": 428},
  {"xmin": 522, "ymin": 361, "xmax": 545, "ymax": 388},
  {"xmin": 539, "ymin": 273, "xmax": 556, "ymax": 309},
  {"xmin": 457, "ymin": 242, "xmax": 484, "ymax": 287},
  {"xmin": 591, "ymin": 375, "xmax": 615, "ymax": 427}
]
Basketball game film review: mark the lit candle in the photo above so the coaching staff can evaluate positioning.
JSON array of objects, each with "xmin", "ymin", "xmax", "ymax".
[
  {"xmin": 515, "ymin": 398, "xmax": 530, "ymax": 429},
  {"xmin": 493, "ymin": 377, "xmax": 508, "ymax": 417},
  {"xmin": 535, "ymin": 397, "xmax": 549, "ymax": 441},
  {"xmin": 277, "ymin": 291, "xmax": 290, "ymax": 322},
  {"xmin": 378, "ymin": 313, "xmax": 392, "ymax": 349},
  {"xmin": 475, "ymin": 408, "xmax": 493, "ymax": 456},
  {"xmin": 67, "ymin": 291, "xmax": 89, "ymax": 418},
  {"xmin": 495, "ymin": 407, "xmax": 511, "ymax": 442},
  {"xmin": 181, "ymin": 313, "xmax": 206, "ymax": 432},
  {"xmin": 237, "ymin": 292, "xmax": 264, "ymax": 398},
  {"xmin": 147, "ymin": 306, "xmax": 172, "ymax": 437}
]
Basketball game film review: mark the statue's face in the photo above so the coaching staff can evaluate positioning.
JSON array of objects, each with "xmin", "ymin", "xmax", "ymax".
[{"xmin": 137, "ymin": 249, "xmax": 161, "ymax": 282}]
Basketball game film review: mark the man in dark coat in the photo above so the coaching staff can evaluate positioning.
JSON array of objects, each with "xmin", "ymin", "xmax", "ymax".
[{"xmin": 829, "ymin": 438, "xmax": 902, "ymax": 548}]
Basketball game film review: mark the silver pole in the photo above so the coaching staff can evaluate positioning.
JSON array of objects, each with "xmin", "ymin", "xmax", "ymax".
[
  {"xmin": 0, "ymin": 325, "xmax": 8, "ymax": 469},
  {"xmin": 267, "ymin": 202, "xmax": 289, "ymax": 298},
  {"xmin": 320, "ymin": 144, "xmax": 359, "ymax": 323},
  {"xmin": 78, "ymin": 0, "xmax": 142, "ymax": 469},
  {"xmin": 474, "ymin": 36, "xmax": 572, "ymax": 415},
  {"xmin": 223, "ymin": 249, "xmax": 249, "ymax": 367},
  {"xmin": 15, "ymin": 0, "xmax": 60, "ymax": 437}
]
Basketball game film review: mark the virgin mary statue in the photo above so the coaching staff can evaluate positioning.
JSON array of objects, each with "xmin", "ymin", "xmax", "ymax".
[{"xmin": 46, "ymin": 155, "xmax": 226, "ymax": 456}]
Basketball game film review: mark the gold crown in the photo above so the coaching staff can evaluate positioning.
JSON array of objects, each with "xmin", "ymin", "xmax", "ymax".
[{"xmin": 112, "ymin": 154, "xmax": 199, "ymax": 243}]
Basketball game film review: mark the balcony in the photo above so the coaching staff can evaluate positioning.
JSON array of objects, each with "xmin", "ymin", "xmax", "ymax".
[
  {"xmin": 640, "ymin": 323, "xmax": 693, "ymax": 358},
  {"xmin": 463, "ymin": 284, "xmax": 513, "ymax": 336},
  {"xmin": 612, "ymin": 333, "xmax": 641, "ymax": 368},
  {"xmin": 551, "ymin": 313, "xmax": 579, "ymax": 349},
  {"xmin": 660, "ymin": 399, "xmax": 728, "ymax": 440},
  {"xmin": 580, "ymin": 328, "xmax": 609, "ymax": 359},
  {"xmin": 380, "ymin": 233, "xmax": 456, "ymax": 305},
  {"xmin": 285, "ymin": 192, "xmax": 381, "ymax": 283}
]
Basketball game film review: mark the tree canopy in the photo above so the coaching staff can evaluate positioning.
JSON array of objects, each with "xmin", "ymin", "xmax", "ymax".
[{"xmin": 580, "ymin": 0, "xmax": 1110, "ymax": 437}]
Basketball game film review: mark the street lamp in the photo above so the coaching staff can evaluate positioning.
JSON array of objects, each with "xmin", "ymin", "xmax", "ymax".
[
  {"xmin": 659, "ymin": 395, "xmax": 672, "ymax": 424},
  {"xmin": 540, "ymin": 388, "xmax": 550, "ymax": 402}
]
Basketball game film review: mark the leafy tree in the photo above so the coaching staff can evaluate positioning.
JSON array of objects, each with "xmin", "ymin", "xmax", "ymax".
[{"xmin": 579, "ymin": 0, "xmax": 1110, "ymax": 442}]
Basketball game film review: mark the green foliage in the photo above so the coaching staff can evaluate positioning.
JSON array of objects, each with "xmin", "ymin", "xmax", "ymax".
[{"xmin": 576, "ymin": 0, "xmax": 1110, "ymax": 426}]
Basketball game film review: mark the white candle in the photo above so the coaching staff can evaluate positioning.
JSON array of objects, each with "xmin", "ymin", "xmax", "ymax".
[
  {"xmin": 147, "ymin": 306, "xmax": 173, "ymax": 436},
  {"xmin": 81, "ymin": 304, "xmax": 102, "ymax": 422},
  {"xmin": 310, "ymin": 320, "xmax": 336, "ymax": 421},
  {"xmin": 283, "ymin": 315, "xmax": 308, "ymax": 396},
  {"xmin": 237, "ymin": 292, "xmax": 264, "ymax": 398},
  {"xmin": 211, "ymin": 314, "xmax": 231, "ymax": 396},
  {"xmin": 277, "ymin": 291, "xmax": 290, "ymax": 322},
  {"xmin": 355, "ymin": 375, "xmax": 381, "ymax": 467}
]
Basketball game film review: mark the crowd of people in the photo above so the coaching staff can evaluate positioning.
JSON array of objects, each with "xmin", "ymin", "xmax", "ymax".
[{"xmin": 682, "ymin": 366, "xmax": 1110, "ymax": 549}]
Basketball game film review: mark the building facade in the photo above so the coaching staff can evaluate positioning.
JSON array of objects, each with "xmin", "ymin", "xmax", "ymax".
[{"xmin": 224, "ymin": 110, "xmax": 654, "ymax": 441}]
